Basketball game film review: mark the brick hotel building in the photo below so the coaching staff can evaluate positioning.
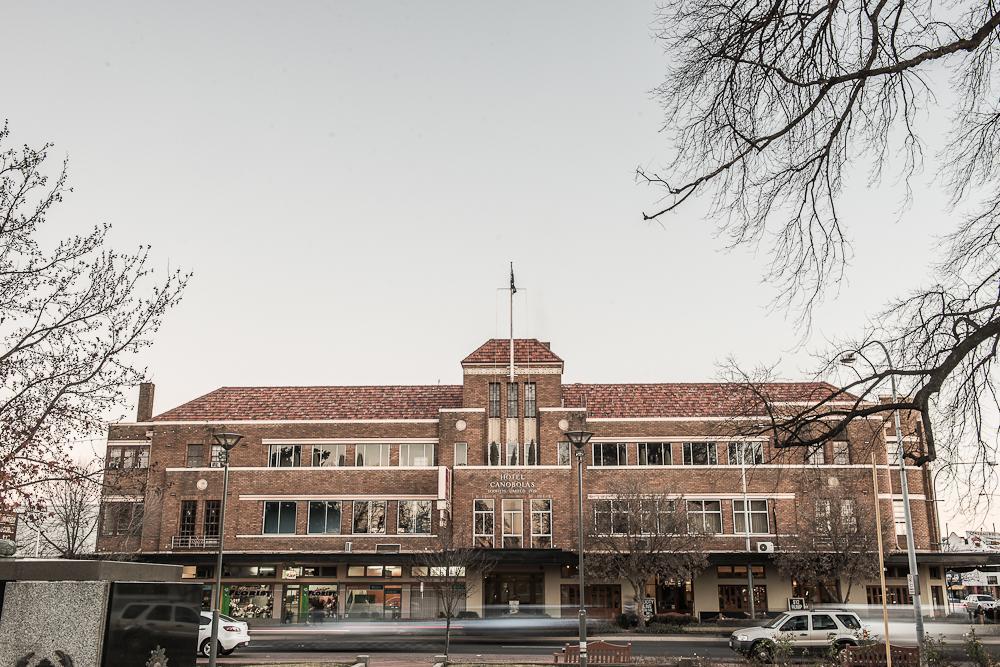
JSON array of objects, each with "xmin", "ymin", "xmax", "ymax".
[{"xmin": 97, "ymin": 339, "xmax": 969, "ymax": 623}]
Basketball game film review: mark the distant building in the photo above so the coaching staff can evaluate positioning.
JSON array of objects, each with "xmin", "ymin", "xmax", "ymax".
[
  {"xmin": 96, "ymin": 338, "xmax": 1000, "ymax": 622},
  {"xmin": 943, "ymin": 530, "xmax": 1000, "ymax": 552}
]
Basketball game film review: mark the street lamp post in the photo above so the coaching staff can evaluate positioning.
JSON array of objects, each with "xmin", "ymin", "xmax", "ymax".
[
  {"xmin": 208, "ymin": 431, "xmax": 243, "ymax": 667},
  {"xmin": 566, "ymin": 430, "xmax": 594, "ymax": 667},
  {"xmin": 841, "ymin": 344, "xmax": 925, "ymax": 653}
]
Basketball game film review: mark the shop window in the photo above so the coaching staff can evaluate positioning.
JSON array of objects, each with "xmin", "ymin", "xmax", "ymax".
[
  {"xmin": 226, "ymin": 584, "xmax": 274, "ymax": 620},
  {"xmin": 454, "ymin": 442, "xmax": 468, "ymax": 466},
  {"xmin": 592, "ymin": 442, "xmax": 627, "ymax": 466},
  {"xmin": 530, "ymin": 499, "xmax": 552, "ymax": 547},
  {"xmin": 268, "ymin": 445, "xmax": 301, "ymax": 467},
  {"xmin": 356, "ymin": 444, "xmax": 390, "ymax": 467},
  {"xmin": 204, "ymin": 500, "xmax": 221, "ymax": 537},
  {"xmin": 683, "ymin": 442, "xmax": 717, "ymax": 465},
  {"xmin": 306, "ymin": 585, "xmax": 339, "ymax": 622},
  {"xmin": 718, "ymin": 584, "xmax": 768, "ymax": 613},
  {"xmin": 223, "ymin": 565, "xmax": 276, "ymax": 577},
  {"xmin": 867, "ymin": 585, "xmax": 912, "ymax": 605},
  {"xmin": 106, "ymin": 445, "xmax": 150, "ymax": 470},
  {"xmin": 179, "ymin": 500, "xmax": 197, "ymax": 537},
  {"xmin": 502, "ymin": 499, "xmax": 523, "ymax": 548},
  {"xmin": 687, "ymin": 500, "xmax": 723, "ymax": 533},
  {"xmin": 263, "ymin": 501, "xmax": 297, "ymax": 534},
  {"xmin": 398, "ymin": 500, "xmax": 432, "ymax": 534},
  {"xmin": 638, "ymin": 442, "xmax": 671, "ymax": 466},
  {"xmin": 186, "ymin": 444, "xmax": 204, "ymax": 467},
  {"xmin": 832, "ymin": 441, "xmax": 850, "ymax": 465},
  {"xmin": 399, "ymin": 443, "xmax": 434, "ymax": 467},
  {"xmin": 347, "ymin": 565, "xmax": 401, "ymax": 578},
  {"xmin": 308, "ymin": 501, "xmax": 342, "ymax": 534},
  {"xmin": 524, "ymin": 383, "xmax": 537, "ymax": 418},
  {"xmin": 353, "ymin": 500, "xmax": 386, "ymax": 534},
  {"xmin": 507, "ymin": 382, "xmax": 519, "ymax": 418},
  {"xmin": 312, "ymin": 444, "xmax": 346, "ymax": 467},
  {"xmin": 488, "ymin": 383, "xmax": 501, "ymax": 418},
  {"xmin": 728, "ymin": 442, "xmax": 763, "ymax": 466},
  {"xmin": 474, "ymin": 499, "xmax": 495, "ymax": 547},
  {"xmin": 557, "ymin": 442, "xmax": 571, "ymax": 466},
  {"xmin": 733, "ymin": 499, "xmax": 769, "ymax": 534}
]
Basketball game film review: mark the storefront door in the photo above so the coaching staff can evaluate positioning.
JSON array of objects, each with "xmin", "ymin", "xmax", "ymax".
[
  {"xmin": 483, "ymin": 572, "xmax": 544, "ymax": 615},
  {"xmin": 718, "ymin": 584, "xmax": 767, "ymax": 616}
]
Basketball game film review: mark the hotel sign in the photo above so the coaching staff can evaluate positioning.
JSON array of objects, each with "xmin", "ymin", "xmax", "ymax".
[
  {"xmin": 487, "ymin": 472, "xmax": 538, "ymax": 495},
  {"xmin": 0, "ymin": 511, "xmax": 17, "ymax": 541}
]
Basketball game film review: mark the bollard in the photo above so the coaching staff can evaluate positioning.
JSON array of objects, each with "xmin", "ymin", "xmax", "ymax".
[{"xmin": 355, "ymin": 654, "xmax": 370, "ymax": 667}]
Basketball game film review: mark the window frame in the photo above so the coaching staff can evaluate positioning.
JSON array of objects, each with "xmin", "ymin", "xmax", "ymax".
[
  {"xmin": 203, "ymin": 499, "xmax": 221, "ymax": 537},
  {"xmin": 185, "ymin": 444, "xmax": 204, "ymax": 468},
  {"xmin": 397, "ymin": 500, "xmax": 433, "ymax": 534},
  {"xmin": 524, "ymin": 382, "xmax": 537, "ymax": 418},
  {"xmin": 530, "ymin": 499, "xmax": 553, "ymax": 547},
  {"xmin": 352, "ymin": 500, "xmax": 387, "ymax": 534},
  {"xmin": 507, "ymin": 382, "xmax": 519, "ymax": 418},
  {"xmin": 179, "ymin": 500, "xmax": 197, "ymax": 537},
  {"xmin": 473, "ymin": 499, "xmax": 495, "ymax": 547},
  {"xmin": 267, "ymin": 444, "xmax": 302, "ymax": 468},
  {"xmin": 832, "ymin": 441, "xmax": 850, "ymax": 465},
  {"xmin": 398, "ymin": 443, "xmax": 434, "ymax": 467},
  {"xmin": 501, "ymin": 499, "xmax": 524, "ymax": 548},
  {"xmin": 592, "ymin": 442, "xmax": 627, "ymax": 466},
  {"xmin": 638, "ymin": 442, "xmax": 671, "ymax": 466},
  {"xmin": 262, "ymin": 500, "xmax": 297, "ymax": 535},
  {"xmin": 687, "ymin": 499, "xmax": 723, "ymax": 534},
  {"xmin": 312, "ymin": 444, "xmax": 347, "ymax": 467},
  {"xmin": 307, "ymin": 500, "xmax": 342, "ymax": 535},
  {"xmin": 488, "ymin": 383, "xmax": 501, "ymax": 418},
  {"xmin": 557, "ymin": 442, "xmax": 571, "ymax": 466},
  {"xmin": 454, "ymin": 442, "xmax": 468, "ymax": 466},
  {"xmin": 683, "ymin": 442, "xmax": 718, "ymax": 466},
  {"xmin": 727, "ymin": 441, "xmax": 764, "ymax": 466},
  {"xmin": 806, "ymin": 446, "xmax": 826, "ymax": 465},
  {"xmin": 355, "ymin": 443, "xmax": 391, "ymax": 467},
  {"xmin": 733, "ymin": 499, "xmax": 770, "ymax": 534}
]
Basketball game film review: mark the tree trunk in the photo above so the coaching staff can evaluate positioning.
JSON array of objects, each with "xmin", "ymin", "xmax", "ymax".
[{"xmin": 444, "ymin": 614, "xmax": 451, "ymax": 659}]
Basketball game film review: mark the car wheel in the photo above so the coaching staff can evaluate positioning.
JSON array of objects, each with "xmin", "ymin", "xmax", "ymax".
[
  {"xmin": 835, "ymin": 640, "xmax": 857, "ymax": 653},
  {"xmin": 199, "ymin": 639, "xmax": 226, "ymax": 658},
  {"xmin": 751, "ymin": 640, "xmax": 772, "ymax": 663}
]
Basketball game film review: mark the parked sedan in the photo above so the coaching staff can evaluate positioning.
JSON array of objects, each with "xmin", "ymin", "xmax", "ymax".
[
  {"xmin": 965, "ymin": 594, "xmax": 998, "ymax": 614},
  {"xmin": 197, "ymin": 613, "xmax": 250, "ymax": 657}
]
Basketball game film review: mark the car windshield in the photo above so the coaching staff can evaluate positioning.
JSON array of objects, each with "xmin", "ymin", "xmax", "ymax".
[
  {"xmin": 979, "ymin": 595, "xmax": 995, "ymax": 602},
  {"xmin": 764, "ymin": 614, "xmax": 788, "ymax": 629}
]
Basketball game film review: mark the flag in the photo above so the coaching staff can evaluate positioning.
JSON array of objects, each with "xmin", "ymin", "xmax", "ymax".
[{"xmin": 510, "ymin": 262, "xmax": 517, "ymax": 294}]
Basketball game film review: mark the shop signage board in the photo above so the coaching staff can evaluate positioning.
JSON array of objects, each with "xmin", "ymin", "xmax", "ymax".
[
  {"xmin": 641, "ymin": 598, "xmax": 656, "ymax": 620},
  {"xmin": 0, "ymin": 512, "xmax": 16, "ymax": 541},
  {"xmin": 787, "ymin": 597, "xmax": 805, "ymax": 611},
  {"xmin": 487, "ymin": 472, "xmax": 538, "ymax": 495}
]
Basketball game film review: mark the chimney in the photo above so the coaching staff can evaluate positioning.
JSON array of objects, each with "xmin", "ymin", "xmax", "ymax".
[{"xmin": 137, "ymin": 382, "xmax": 155, "ymax": 422}]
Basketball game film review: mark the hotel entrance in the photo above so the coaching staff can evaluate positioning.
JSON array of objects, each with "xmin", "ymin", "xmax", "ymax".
[{"xmin": 483, "ymin": 572, "xmax": 544, "ymax": 616}]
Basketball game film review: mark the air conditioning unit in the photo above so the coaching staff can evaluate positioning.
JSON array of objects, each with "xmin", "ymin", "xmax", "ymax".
[
  {"xmin": 757, "ymin": 542, "xmax": 775, "ymax": 553},
  {"xmin": 344, "ymin": 541, "xmax": 352, "ymax": 553}
]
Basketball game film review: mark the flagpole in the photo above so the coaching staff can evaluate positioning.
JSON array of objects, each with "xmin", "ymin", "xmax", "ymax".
[{"xmin": 509, "ymin": 262, "xmax": 515, "ymax": 382}]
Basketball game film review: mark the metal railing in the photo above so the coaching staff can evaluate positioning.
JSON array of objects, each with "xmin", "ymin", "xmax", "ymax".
[{"xmin": 171, "ymin": 535, "xmax": 220, "ymax": 549}]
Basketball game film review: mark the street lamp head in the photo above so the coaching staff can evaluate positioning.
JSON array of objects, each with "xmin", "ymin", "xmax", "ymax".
[
  {"xmin": 212, "ymin": 431, "xmax": 243, "ymax": 451},
  {"xmin": 839, "ymin": 352, "xmax": 857, "ymax": 366},
  {"xmin": 564, "ymin": 431, "xmax": 594, "ymax": 450}
]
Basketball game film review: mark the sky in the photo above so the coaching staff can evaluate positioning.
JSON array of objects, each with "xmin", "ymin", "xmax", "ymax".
[{"xmin": 4, "ymin": 2, "xmax": 994, "ymax": 531}]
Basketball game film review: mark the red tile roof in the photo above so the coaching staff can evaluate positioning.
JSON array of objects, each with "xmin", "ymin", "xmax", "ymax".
[
  {"xmin": 153, "ymin": 385, "xmax": 463, "ymax": 421},
  {"xmin": 462, "ymin": 339, "xmax": 563, "ymax": 365},
  {"xmin": 562, "ymin": 382, "xmax": 848, "ymax": 418}
]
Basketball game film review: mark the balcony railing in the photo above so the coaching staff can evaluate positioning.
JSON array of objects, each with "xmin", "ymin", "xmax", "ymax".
[{"xmin": 171, "ymin": 535, "xmax": 220, "ymax": 549}]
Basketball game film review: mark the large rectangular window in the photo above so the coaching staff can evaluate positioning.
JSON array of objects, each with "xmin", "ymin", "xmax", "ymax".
[
  {"xmin": 313, "ymin": 445, "xmax": 347, "ymax": 467},
  {"xmin": 638, "ymin": 442, "xmax": 671, "ymax": 465},
  {"xmin": 100, "ymin": 502, "xmax": 144, "ymax": 536},
  {"xmin": 733, "ymin": 499, "xmax": 769, "ymax": 534},
  {"xmin": 454, "ymin": 442, "xmax": 468, "ymax": 466},
  {"xmin": 530, "ymin": 499, "xmax": 552, "ymax": 548},
  {"xmin": 186, "ymin": 444, "xmax": 204, "ymax": 467},
  {"xmin": 203, "ymin": 500, "xmax": 221, "ymax": 537},
  {"xmin": 179, "ymin": 500, "xmax": 197, "ymax": 537},
  {"xmin": 683, "ymin": 442, "xmax": 717, "ymax": 465},
  {"xmin": 306, "ymin": 501, "xmax": 342, "ymax": 534},
  {"xmin": 268, "ymin": 445, "xmax": 302, "ymax": 467},
  {"xmin": 263, "ymin": 501, "xmax": 297, "ymax": 534},
  {"xmin": 356, "ymin": 443, "xmax": 390, "ymax": 467},
  {"xmin": 594, "ymin": 499, "xmax": 628, "ymax": 535},
  {"xmin": 728, "ymin": 442, "xmax": 763, "ymax": 466},
  {"xmin": 807, "ymin": 446, "xmax": 826, "ymax": 465},
  {"xmin": 502, "ymin": 499, "xmax": 523, "ymax": 548},
  {"xmin": 353, "ymin": 500, "xmax": 386, "ymax": 534},
  {"xmin": 507, "ymin": 382, "xmax": 519, "ymax": 417},
  {"xmin": 832, "ymin": 442, "xmax": 850, "ymax": 465},
  {"xmin": 557, "ymin": 442, "xmax": 571, "ymax": 466},
  {"xmin": 524, "ymin": 383, "xmax": 537, "ymax": 418},
  {"xmin": 474, "ymin": 499, "xmax": 495, "ymax": 547},
  {"xmin": 687, "ymin": 500, "xmax": 723, "ymax": 533},
  {"xmin": 592, "ymin": 442, "xmax": 627, "ymax": 466},
  {"xmin": 106, "ymin": 445, "xmax": 150, "ymax": 470},
  {"xmin": 488, "ymin": 383, "xmax": 501, "ymax": 418},
  {"xmin": 399, "ymin": 443, "xmax": 434, "ymax": 466},
  {"xmin": 398, "ymin": 500, "xmax": 432, "ymax": 534}
]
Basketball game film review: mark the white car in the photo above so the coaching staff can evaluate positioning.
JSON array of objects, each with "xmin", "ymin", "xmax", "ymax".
[
  {"xmin": 197, "ymin": 613, "xmax": 251, "ymax": 657},
  {"xmin": 729, "ymin": 610, "xmax": 871, "ymax": 662},
  {"xmin": 964, "ymin": 594, "xmax": 998, "ymax": 613}
]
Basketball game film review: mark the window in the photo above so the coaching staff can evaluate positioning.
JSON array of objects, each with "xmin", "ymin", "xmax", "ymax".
[
  {"xmin": 488, "ymin": 383, "xmax": 501, "ymax": 418},
  {"xmin": 638, "ymin": 442, "xmax": 671, "ymax": 465},
  {"xmin": 180, "ymin": 500, "xmax": 197, "ymax": 537},
  {"xmin": 807, "ymin": 446, "xmax": 826, "ymax": 465},
  {"xmin": 717, "ymin": 565, "xmax": 766, "ymax": 579},
  {"xmin": 186, "ymin": 444, "xmax": 204, "ymax": 467},
  {"xmin": 398, "ymin": 500, "xmax": 432, "ymax": 534},
  {"xmin": 557, "ymin": 442, "xmax": 571, "ymax": 466},
  {"xmin": 106, "ymin": 445, "xmax": 150, "ymax": 470},
  {"xmin": 812, "ymin": 614, "xmax": 837, "ymax": 630},
  {"xmin": 524, "ymin": 383, "xmax": 537, "ymax": 418},
  {"xmin": 837, "ymin": 614, "xmax": 861, "ymax": 630},
  {"xmin": 454, "ymin": 442, "xmax": 468, "ymax": 466},
  {"xmin": 100, "ymin": 502, "xmax": 143, "ymax": 536},
  {"xmin": 728, "ymin": 442, "xmax": 763, "ymax": 466},
  {"xmin": 399, "ymin": 443, "xmax": 433, "ymax": 466},
  {"xmin": 893, "ymin": 500, "xmax": 907, "ymax": 536},
  {"xmin": 313, "ymin": 445, "xmax": 346, "ymax": 467},
  {"xmin": 733, "ymin": 499, "xmax": 769, "ymax": 534},
  {"xmin": 474, "ymin": 499, "xmax": 495, "ymax": 547},
  {"xmin": 687, "ymin": 500, "xmax": 723, "ymax": 533},
  {"xmin": 507, "ymin": 382, "xmax": 519, "ymax": 417},
  {"xmin": 353, "ymin": 500, "xmax": 386, "ymax": 534},
  {"xmin": 208, "ymin": 444, "xmax": 225, "ymax": 467},
  {"xmin": 832, "ymin": 442, "xmax": 850, "ymax": 465},
  {"xmin": 356, "ymin": 443, "xmax": 390, "ymax": 467},
  {"xmin": 263, "ymin": 501, "xmax": 296, "ymax": 534},
  {"xmin": 816, "ymin": 499, "xmax": 832, "ymax": 530},
  {"xmin": 347, "ymin": 565, "xmax": 402, "ymax": 578},
  {"xmin": 781, "ymin": 615, "xmax": 808, "ymax": 632},
  {"xmin": 506, "ymin": 439, "xmax": 520, "ymax": 466},
  {"xmin": 502, "ymin": 499, "xmax": 523, "ymax": 548},
  {"xmin": 308, "ymin": 501, "xmax": 342, "ymax": 534},
  {"xmin": 841, "ymin": 499, "xmax": 857, "ymax": 531},
  {"xmin": 204, "ymin": 500, "xmax": 221, "ymax": 537},
  {"xmin": 683, "ymin": 442, "xmax": 717, "ymax": 465},
  {"xmin": 268, "ymin": 445, "xmax": 302, "ymax": 467},
  {"xmin": 530, "ymin": 499, "xmax": 552, "ymax": 547},
  {"xmin": 592, "ymin": 442, "xmax": 627, "ymax": 466},
  {"xmin": 524, "ymin": 440, "xmax": 539, "ymax": 466}
]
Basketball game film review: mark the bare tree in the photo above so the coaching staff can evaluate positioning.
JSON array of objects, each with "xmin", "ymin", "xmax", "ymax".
[
  {"xmin": 640, "ymin": 0, "xmax": 1000, "ymax": 490},
  {"xmin": 412, "ymin": 507, "xmax": 495, "ymax": 660},
  {"xmin": 775, "ymin": 472, "xmax": 891, "ymax": 604},
  {"xmin": 0, "ymin": 121, "xmax": 188, "ymax": 514},
  {"xmin": 586, "ymin": 477, "xmax": 708, "ymax": 626}
]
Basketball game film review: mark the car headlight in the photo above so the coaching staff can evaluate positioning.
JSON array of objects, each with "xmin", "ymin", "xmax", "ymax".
[{"xmin": 737, "ymin": 634, "xmax": 749, "ymax": 641}]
